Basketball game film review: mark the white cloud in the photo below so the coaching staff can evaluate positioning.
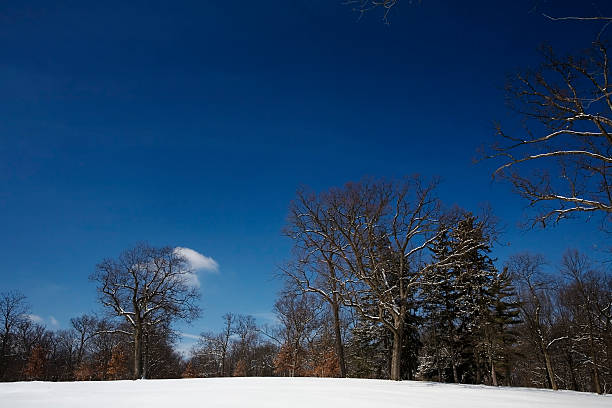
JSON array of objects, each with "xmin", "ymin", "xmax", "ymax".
[
  {"xmin": 26, "ymin": 314, "xmax": 44, "ymax": 324},
  {"xmin": 174, "ymin": 247, "xmax": 219, "ymax": 287},
  {"xmin": 25, "ymin": 314, "xmax": 60, "ymax": 327},
  {"xmin": 175, "ymin": 247, "xmax": 219, "ymax": 272},
  {"xmin": 179, "ymin": 332, "xmax": 201, "ymax": 340}
]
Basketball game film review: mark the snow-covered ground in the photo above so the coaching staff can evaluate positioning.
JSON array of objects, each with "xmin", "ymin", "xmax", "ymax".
[{"xmin": 0, "ymin": 377, "xmax": 610, "ymax": 408}]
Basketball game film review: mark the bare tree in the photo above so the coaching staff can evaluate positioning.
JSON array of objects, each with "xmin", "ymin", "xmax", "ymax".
[
  {"xmin": 233, "ymin": 315, "xmax": 260, "ymax": 376},
  {"xmin": 507, "ymin": 253, "xmax": 561, "ymax": 390},
  {"xmin": 343, "ymin": 0, "xmax": 423, "ymax": 24},
  {"xmin": 284, "ymin": 189, "xmax": 350, "ymax": 377},
  {"xmin": 345, "ymin": 0, "xmax": 400, "ymax": 23},
  {"xmin": 274, "ymin": 290, "xmax": 324, "ymax": 376},
  {"xmin": 561, "ymin": 249, "xmax": 608, "ymax": 394},
  {"xmin": 0, "ymin": 291, "xmax": 29, "ymax": 379},
  {"xmin": 90, "ymin": 244, "xmax": 201, "ymax": 379},
  {"xmin": 218, "ymin": 313, "xmax": 235, "ymax": 376},
  {"xmin": 70, "ymin": 314, "xmax": 98, "ymax": 368},
  {"xmin": 490, "ymin": 38, "xmax": 611, "ymax": 227},
  {"xmin": 197, "ymin": 313, "xmax": 236, "ymax": 376},
  {"xmin": 294, "ymin": 178, "xmax": 442, "ymax": 380}
]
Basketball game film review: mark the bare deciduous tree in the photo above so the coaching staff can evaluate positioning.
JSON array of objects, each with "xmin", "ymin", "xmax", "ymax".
[
  {"xmin": 291, "ymin": 178, "xmax": 442, "ymax": 380},
  {"xmin": 561, "ymin": 249, "xmax": 607, "ymax": 394},
  {"xmin": 490, "ymin": 39, "xmax": 611, "ymax": 227},
  {"xmin": 344, "ymin": 0, "xmax": 423, "ymax": 24},
  {"xmin": 274, "ymin": 290, "xmax": 324, "ymax": 377},
  {"xmin": 284, "ymin": 188, "xmax": 351, "ymax": 377},
  {"xmin": 0, "ymin": 291, "xmax": 29, "ymax": 379},
  {"xmin": 90, "ymin": 244, "xmax": 201, "ymax": 379},
  {"xmin": 70, "ymin": 314, "xmax": 98, "ymax": 368},
  {"xmin": 507, "ymin": 253, "xmax": 561, "ymax": 390}
]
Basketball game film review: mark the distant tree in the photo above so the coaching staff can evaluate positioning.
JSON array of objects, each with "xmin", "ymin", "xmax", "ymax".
[
  {"xmin": 560, "ymin": 250, "xmax": 606, "ymax": 394},
  {"xmin": 74, "ymin": 361, "xmax": 94, "ymax": 381},
  {"xmin": 90, "ymin": 244, "xmax": 201, "ymax": 379},
  {"xmin": 106, "ymin": 345, "xmax": 129, "ymax": 380},
  {"xmin": 218, "ymin": 313, "xmax": 235, "ymax": 376},
  {"xmin": 233, "ymin": 359, "xmax": 247, "ymax": 377},
  {"xmin": 507, "ymin": 253, "xmax": 560, "ymax": 390},
  {"xmin": 70, "ymin": 314, "xmax": 98, "ymax": 368},
  {"xmin": 182, "ymin": 361, "xmax": 197, "ymax": 378},
  {"xmin": 23, "ymin": 344, "xmax": 46, "ymax": 380},
  {"xmin": 274, "ymin": 290, "xmax": 324, "ymax": 377},
  {"xmin": 198, "ymin": 313, "xmax": 235, "ymax": 376},
  {"xmin": 0, "ymin": 291, "xmax": 29, "ymax": 379},
  {"xmin": 88, "ymin": 319, "xmax": 125, "ymax": 380}
]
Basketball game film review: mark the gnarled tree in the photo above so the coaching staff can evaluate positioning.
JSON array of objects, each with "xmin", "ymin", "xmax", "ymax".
[{"xmin": 90, "ymin": 244, "xmax": 201, "ymax": 379}]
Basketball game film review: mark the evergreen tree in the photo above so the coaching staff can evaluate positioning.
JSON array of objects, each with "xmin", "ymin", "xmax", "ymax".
[
  {"xmin": 420, "ymin": 212, "xmax": 505, "ymax": 384},
  {"xmin": 477, "ymin": 267, "xmax": 521, "ymax": 386}
]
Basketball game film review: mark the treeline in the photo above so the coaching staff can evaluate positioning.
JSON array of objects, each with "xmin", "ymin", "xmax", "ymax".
[
  {"xmin": 0, "ymin": 297, "xmax": 184, "ymax": 381},
  {"xmin": 248, "ymin": 178, "xmax": 610, "ymax": 393},
  {"xmin": 1, "ymin": 244, "xmax": 199, "ymax": 382}
]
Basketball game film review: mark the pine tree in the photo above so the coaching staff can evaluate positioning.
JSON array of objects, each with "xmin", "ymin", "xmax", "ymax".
[
  {"xmin": 481, "ymin": 267, "xmax": 521, "ymax": 386},
  {"xmin": 421, "ymin": 227, "xmax": 459, "ymax": 382},
  {"xmin": 420, "ymin": 212, "xmax": 504, "ymax": 384}
]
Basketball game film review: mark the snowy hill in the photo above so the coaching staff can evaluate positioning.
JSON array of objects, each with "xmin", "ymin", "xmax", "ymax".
[{"xmin": 0, "ymin": 377, "xmax": 610, "ymax": 408}]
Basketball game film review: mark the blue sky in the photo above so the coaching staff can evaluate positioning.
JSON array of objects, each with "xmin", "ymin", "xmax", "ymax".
[{"xmin": 1, "ymin": 0, "xmax": 610, "ymax": 352}]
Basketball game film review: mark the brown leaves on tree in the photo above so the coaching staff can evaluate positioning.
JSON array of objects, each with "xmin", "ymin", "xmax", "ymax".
[
  {"xmin": 23, "ymin": 345, "xmax": 46, "ymax": 380},
  {"xmin": 181, "ymin": 361, "xmax": 197, "ymax": 378},
  {"xmin": 106, "ymin": 346, "xmax": 130, "ymax": 380}
]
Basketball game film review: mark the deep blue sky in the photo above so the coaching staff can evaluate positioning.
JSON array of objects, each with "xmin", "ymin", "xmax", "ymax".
[{"xmin": 1, "ymin": 0, "xmax": 610, "ymax": 352}]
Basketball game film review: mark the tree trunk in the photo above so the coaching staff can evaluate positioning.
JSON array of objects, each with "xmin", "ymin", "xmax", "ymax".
[
  {"xmin": 566, "ymin": 351, "xmax": 579, "ymax": 391},
  {"xmin": 542, "ymin": 346, "xmax": 557, "ymax": 390},
  {"xmin": 142, "ymin": 328, "xmax": 148, "ymax": 380},
  {"xmin": 587, "ymin": 320, "xmax": 602, "ymax": 394},
  {"xmin": 390, "ymin": 330, "xmax": 402, "ymax": 381},
  {"xmin": 329, "ymin": 261, "xmax": 346, "ymax": 378},
  {"xmin": 331, "ymin": 297, "xmax": 346, "ymax": 378},
  {"xmin": 221, "ymin": 349, "xmax": 227, "ymax": 377},
  {"xmin": 489, "ymin": 352, "xmax": 498, "ymax": 387},
  {"xmin": 0, "ymin": 328, "xmax": 8, "ymax": 379},
  {"xmin": 134, "ymin": 326, "xmax": 143, "ymax": 380},
  {"xmin": 504, "ymin": 354, "xmax": 512, "ymax": 387},
  {"xmin": 451, "ymin": 356, "xmax": 459, "ymax": 383}
]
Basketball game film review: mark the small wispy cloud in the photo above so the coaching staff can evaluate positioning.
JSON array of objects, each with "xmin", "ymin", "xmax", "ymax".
[
  {"xmin": 174, "ymin": 247, "xmax": 219, "ymax": 287},
  {"xmin": 179, "ymin": 332, "xmax": 201, "ymax": 340},
  {"xmin": 25, "ymin": 314, "xmax": 60, "ymax": 328},
  {"xmin": 252, "ymin": 312, "xmax": 279, "ymax": 325},
  {"xmin": 26, "ymin": 314, "xmax": 44, "ymax": 324}
]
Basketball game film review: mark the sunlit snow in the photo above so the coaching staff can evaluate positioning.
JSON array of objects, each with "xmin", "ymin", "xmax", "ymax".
[{"xmin": 1, "ymin": 377, "xmax": 610, "ymax": 408}]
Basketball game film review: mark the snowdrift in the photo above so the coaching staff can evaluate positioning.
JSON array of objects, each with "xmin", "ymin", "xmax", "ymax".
[{"xmin": 0, "ymin": 377, "xmax": 609, "ymax": 408}]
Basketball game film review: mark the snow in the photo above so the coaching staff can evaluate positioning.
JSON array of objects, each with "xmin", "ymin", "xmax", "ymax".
[{"xmin": 0, "ymin": 377, "xmax": 610, "ymax": 408}]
